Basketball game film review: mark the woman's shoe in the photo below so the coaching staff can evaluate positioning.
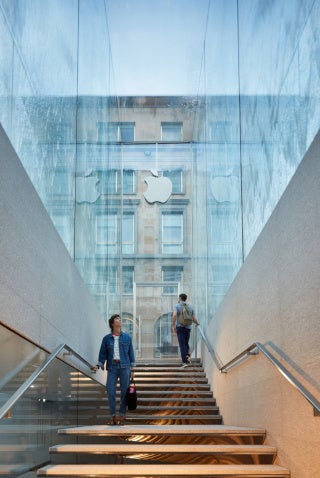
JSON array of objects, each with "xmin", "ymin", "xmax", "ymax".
[
  {"xmin": 117, "ymin": 416, "xmax": 126, "ymax": 426},
  {"xmin": 107, "ymin": 416, "xmax": 117, "ymax": 425}
]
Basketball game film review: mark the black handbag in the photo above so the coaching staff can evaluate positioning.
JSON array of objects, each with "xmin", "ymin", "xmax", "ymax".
[{"xmin": 126, "ymin": 379, "xmax": 137, "ymax": 410}]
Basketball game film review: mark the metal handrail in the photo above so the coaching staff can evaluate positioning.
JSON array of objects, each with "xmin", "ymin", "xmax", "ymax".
[
  {"xmin": 0, "ymin": 343, "xmax": 93, "ymax": 420},
  {"xmin": 197, "ymin": 327, "xmax": 320, "ymax": 416}
]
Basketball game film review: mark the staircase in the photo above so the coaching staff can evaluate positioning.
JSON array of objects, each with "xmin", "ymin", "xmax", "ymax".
[{"xmin": 37, "ymin": 359, "xmax": 290, "ymax": 477}]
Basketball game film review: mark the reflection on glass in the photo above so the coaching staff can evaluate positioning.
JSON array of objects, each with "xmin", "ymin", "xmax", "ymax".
[
  {"xmin": 0, "ymin": 325, "xmax": 104, "ymax": 476},
  {"xmin": 0, "ymin": 1, "xmax": 319, "ymax": 361}
]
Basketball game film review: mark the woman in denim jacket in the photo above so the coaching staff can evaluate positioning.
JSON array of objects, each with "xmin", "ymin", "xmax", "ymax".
[{"xmin": 93, "ymin": 314, "xmax": 135, "ymax": 425}]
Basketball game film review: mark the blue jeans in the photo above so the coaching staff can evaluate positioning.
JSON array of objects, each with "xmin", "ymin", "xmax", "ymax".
[
  {"xmin": 106, "ymin": 362, "xmax": 131, "ymax": 417},
  {"xmin": 176, "ymin": 326, "xmax": 191, "ymax": 364}
]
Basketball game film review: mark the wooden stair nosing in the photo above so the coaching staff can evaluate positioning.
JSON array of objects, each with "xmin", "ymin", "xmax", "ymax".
[
  {"xmin": 49, "ymin": 443, "xmax": 277, "ymax": 455},
  {"xmin": 134, "ymin": 378, "xmax": 207, "ymax": 382},
  {"xmin": 135, "ymin": 384, "xmax": 211, "ymax": 389},
  {"xmin": 37, "ymin": 463, "xmax": 290, "ymax": 476},
  {"xmin": 133, "ymin": 397, "xmax": 216, "ymax": 402},
  {"xmin": 126, "ymin": 405, "xmax": 219, "ymax": 411},
  {"xmin": 124, "ymin": 414, "xmax": 223, "ymax": 420},
  {"xmin": 131, "ymin": 390, "xmax": 214, "ymax": 396},
  {"xmin": 133, "ymin": 372, "xmax": 206, "ymax": 377},
  {"xmin": 135, "ymin": 362, "xmax": 202, "ymax": 366},
  {"xmin": 57, "ymin": 424, "xmax": 266, "ymax": 438}
]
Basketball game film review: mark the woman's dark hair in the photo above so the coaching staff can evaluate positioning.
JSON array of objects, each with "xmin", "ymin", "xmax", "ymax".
[{"xmin": 109, "ymin": 314, "xmax": 121, "ymax": 331}]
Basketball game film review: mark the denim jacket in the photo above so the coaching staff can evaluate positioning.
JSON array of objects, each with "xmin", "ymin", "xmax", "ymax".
[{"xmin": 97, "ymin": 331, "xmax": 135, "ymax": 370}]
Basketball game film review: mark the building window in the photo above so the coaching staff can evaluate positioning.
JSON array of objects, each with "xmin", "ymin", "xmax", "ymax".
[
  {"xmin": 161, "ymin": 122, "xmax": 182, "ymax": 141},
  {"xmin": 163, "ymin": 169, "xmax": 183, "ymax": 193},
  {"xmin": 161, "ymin": 212, "xmax": 183, "ymax": 254},
  {"xmin": 119, "ymin": 123, "xmax": 135, "ymax": 142},
  {"xmin": 123, "ymin": 170, "xmax": 135, "ymax": 194},
  {"xmin": 107, "ymin": 266, "xmax": 118, "ymax": 294},
  {"xmin": 97, "ymin": 122, "xmax": 117, "ymax": 142},
  {"xmin": 122, "ymin": 266, "xmax": 134, "ymax": 294},
  {"xmin": 122, "ymin": 212, "xmax": 135, "ymax": 254},
  {"xmin": 162, "ymin": 266, "xmax": 182, "ymax": 294},
  {"xmin": 98, "ymin": 122, "xmax": 135, "ymax": 142},
  {"xmin": 96, "ymin": 213, "xmax": 117, "ymax": 254},
  {"xmin": 97, "ymin": 169, "xmax": 118, "ymax": 194}
]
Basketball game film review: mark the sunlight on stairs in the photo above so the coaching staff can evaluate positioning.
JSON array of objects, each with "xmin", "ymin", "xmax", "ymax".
[{"xmin": 37, "ymin": 359, "xmax": 290, "ymax": 477}]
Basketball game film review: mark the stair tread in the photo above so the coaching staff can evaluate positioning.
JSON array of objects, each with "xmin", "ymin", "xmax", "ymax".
[
  {"xmin": 124, "ymin": 414, "xmax": 222, "ymax": 420},
  {"xmin": 134, "ymin": 390, "xmax": 215, "ymax": 401},
  {"xmin": 37, "ymin": 463, "xmax": 290, "ymax": 476},
  {"xmin": 127, "ymin": 406, "xmax": 219, "ymax": 410},
  {"xmin": 58, "ymin": 424, "xmax": 266, "ymax": 437},
  {"xmin": 134, "ymin": 378, "xmax": 208, "ymax": 382},
  {"xmin": 50, "ymin": 443, "xmax": 277, "ymax": 454}
]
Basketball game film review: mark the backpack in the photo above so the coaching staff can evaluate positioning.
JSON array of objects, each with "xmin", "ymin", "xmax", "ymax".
[{"xmin": 178, "ymin": 302, "xmax": 193, "ymax": 326}]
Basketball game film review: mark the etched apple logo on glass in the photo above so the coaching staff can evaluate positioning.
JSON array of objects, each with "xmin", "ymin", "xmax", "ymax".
[
  {"xmin": 144, "ymin": 169, "xmax": 172, "ymax": 204},
  {"xmin": 210, "ymin": 170, "xmax": 239, "ymax": 203},
  {"xmin": 76, "ymin": 169, "xmax": 100, "ymax": 203}
]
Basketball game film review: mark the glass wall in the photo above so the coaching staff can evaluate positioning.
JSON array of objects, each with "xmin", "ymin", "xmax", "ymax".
[
  {"xmin": 192, "ymin": 0, "xmax": 320, "ymax": 319},
  {"xmin": 0, "ymin": 324, "xmax": 103, "ymax": 476},
  {"xmin": 0, "ymin": 0, "xmax": 319, "ymax": 354}
]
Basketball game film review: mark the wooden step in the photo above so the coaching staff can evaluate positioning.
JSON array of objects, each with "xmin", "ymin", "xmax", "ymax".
[
  {"xmin": 50, "ymin": 443, "xmax": 277, "ymax": 456},
  {"xmin": 134, "ymin": 371, "xmax": 206, "ymax": 377},
  {"xmin": 136, "ymin": 397, "xmax": 216, "ymax": 404},
  {"xmin": 127, "ymin": 405, "xmax": 219, "ymax": 412},
  {"xmin": 134, "ymin": 383, "xmax": 211, "ymax": 390},
  {"xmin": 135, "ymin": 360, "xmax": 202, "ymax": 366},
  {"xmin": 135, "ymin": 377, "xmax": 208, "ymax": 388},
  {"xmin": 37, "ymin": 463, "xmax": 290, "ymax": 476},
  {"xmin": 49, "ymin": 443, "xmax": 277, "ymax": 464},
  {"xmin": 123, "ymin": 414, "xmax": 223, "ymax": 424},
  {"xmin": 133, "ymin": 375, "xmax": 207, "ymax": 381},
  {"xmin": 139, "ymin": 387, "xmax": 213, "ymax": 398},
  {"xmin": 58, "ymin": 424, "xmax": 266, "ymax": 443}
]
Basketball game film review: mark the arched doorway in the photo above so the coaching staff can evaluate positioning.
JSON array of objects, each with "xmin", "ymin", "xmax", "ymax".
[
  {"xmin": 154, "ymin": 312, "xmax": 178, "ymax": 358},
  {"xmin": 132, "ymin": 281, "xmax": 180, "ymax": 359}
]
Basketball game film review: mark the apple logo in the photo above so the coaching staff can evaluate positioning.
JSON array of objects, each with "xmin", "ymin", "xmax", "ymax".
[
  {"xmin": 76, "ymin": 169, "xmax": 101, "ymax": 203},
  {"xmin": 210, "ymin": 170, "xmax": 239, "ymax": 203},
  {"xmin": 144, "ymin": 169, "xmax": 172, "ymax": 204}
]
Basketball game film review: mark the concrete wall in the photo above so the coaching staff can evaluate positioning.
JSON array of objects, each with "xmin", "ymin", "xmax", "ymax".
[
  {"xmin": 0, "ymin": 125, "xmax": 107, "ymax": 374},
  {"xmin": 202, "ymin": 130, "xmax": 320, "ymax": 477}
]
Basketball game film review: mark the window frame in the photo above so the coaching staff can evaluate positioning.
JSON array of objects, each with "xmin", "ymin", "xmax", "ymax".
[
  {"xmin": 161, "ymin": 122, "xmax": 183, "ymax": 141},
  {"xmin": 161, "ymin": 210, "xmax": 184, "ymax": 254},
  {"xmin": 122, "ymin": 211, "xmax": 135, "ymax": 255},
  {"xmin": 162, "ymin": 266, "xmax": 183, "ymax": 295}
]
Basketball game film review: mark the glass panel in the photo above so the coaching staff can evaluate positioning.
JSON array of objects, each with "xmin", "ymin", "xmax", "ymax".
[
  {"xmin": 162, "ymin": 267, "xmax": 182, "ymax": 295},
  {"xmin": 123, "ymin": 170, "xmax": 135, "ymax": 194},
  {"xmin": 96, "ymin": 213, "xmax": 118, "ymax": 255},
  {"xmin": 122, "ymin": 266, "xmax": 134, "ymax": 294},
  {"xmin": 133, "ymin": 285, "xmax": 198, "ymax": 360},
  {"xmin": 0, "ymin": 0, "xmax": 319, "ymax": 354},
  {"xmin": 98, "ymin": 122, "xmax": 118, "ymax": 142},
  {"xmin": 161, "ymin": 122, "xmax": 182, "ymax": 141},
  {"xmin": 163, "ymin": 169, "xmax": 183, "ymax": 193},
  {"xmin": 162, "ymin": 212, "xmax": 183, "ymax": 254},
  {"xmin": 120, "ymin": 123, "xmax": 135, "ymax": 142},
  {"xmin": 97, "ymin": 170, "xmax": 118, "ymax": 194},
  {"xmin": 122, "ymin": 213, "xmax": 134, "ymax": 254},
  {"xmin": 0, "ymin": 325, "xmax": 100, "ymax": 476}
]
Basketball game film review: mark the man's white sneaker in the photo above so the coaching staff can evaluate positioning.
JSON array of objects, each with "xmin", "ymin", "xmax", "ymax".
[{"xmin": 180, "ymin": 363, "xmax": 188, "ymax": 368}]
